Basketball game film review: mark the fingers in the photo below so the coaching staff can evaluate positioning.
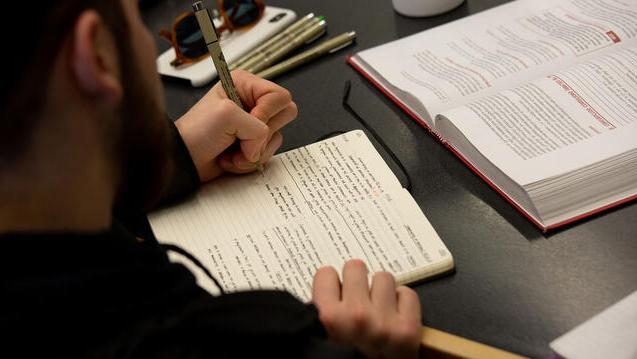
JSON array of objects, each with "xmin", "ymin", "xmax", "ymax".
[
  {"xmin": 342, "ymin": 259, "xmax": 370, "ymax": 302},
  {"xmin": 178, "ymin": 72, "xmax": 296, "ymax": 183},
  {"xmin": 397, "ymin": 286, "xmax": 421, "ymax": 319},
  {"xmin": 371, "ymin": 271, "xmax": 398, "ymax": 311},
  {"xmin": 311, "ymin": 260, "xmax": 422, "ymax": 359},
  {"xmin": 250, "ymin": 89, "xmax": 293, "ymax": 125},
  {"xmin": 220, "ymin": 71, "xmax": 297, "ymax": 166},
  {"xmin": 219, "ymin": 131, "xmax": 283, "ymax": 174},
  {"xmin": 230, "ymin": 70, "xmax": 291, "ymax": 113},
  {"xmin": 394, "ymin": 286, "xmax": 423, "ymax": 357},
  {"xmin": 230, "ymin": 69, "xmax": 297, "ymax": 128},
  {"xmin": 264, "ymin": 101, "xmax": 297, "ymax": 134},
  {"xmin": 214, "ymin": 99, "xmax": 269, "ymax": 162},
  {"xmin": 312, "ymin": 266, "xmax": 341, "ymax": 307}
]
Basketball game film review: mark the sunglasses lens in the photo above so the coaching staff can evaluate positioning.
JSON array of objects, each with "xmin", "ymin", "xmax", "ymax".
[
  {"xmin": 175, "ymin": 14, "xmax": 207, "ymax": 59},
  {"xmin": 223, "ymin": 0, "xmax": 261, "ymax": 27}
]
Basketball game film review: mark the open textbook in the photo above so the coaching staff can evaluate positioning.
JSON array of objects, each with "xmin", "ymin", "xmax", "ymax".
[
  {"xmin": 349, "ymin": 0, "xmax": 637, "ymax": 231},
  {"xmin": 149, "ymin": 131, "xmax": 453, "ymax": 300}
]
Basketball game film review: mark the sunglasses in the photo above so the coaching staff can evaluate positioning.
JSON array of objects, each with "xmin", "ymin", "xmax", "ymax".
[{"xmin": 160, "ymin": 0, "xmax": 265, "ymax": 67}]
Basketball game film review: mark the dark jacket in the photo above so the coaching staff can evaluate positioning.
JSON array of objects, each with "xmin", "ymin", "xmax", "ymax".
[{"xmin": 1, "ymin": 123, "xmax": 359, "ymax": 358}]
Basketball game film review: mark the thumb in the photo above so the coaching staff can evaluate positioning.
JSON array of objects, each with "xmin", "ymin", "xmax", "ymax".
[{"xmin": 223, "ymin": 101, "xmax": 269, "ymax": 162}]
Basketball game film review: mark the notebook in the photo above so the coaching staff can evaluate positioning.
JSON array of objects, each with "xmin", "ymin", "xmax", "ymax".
[
  {"xmin": 149, "ymin": 130, "xmax": 454, "ymax": 300},
  {"xmin": 348, "ymin": 0, "xmax": 637, "ymax": 231}
]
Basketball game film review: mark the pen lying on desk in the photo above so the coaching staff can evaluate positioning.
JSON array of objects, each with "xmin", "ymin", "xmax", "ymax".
[
  {"xmin": 242, "ymin": 19, "xmax": 327, "ymax": 74},
  {"xmin": 230, "ymin": 13, "xmax": 317, "ymax": 70},
  {"xmin": 256, "ymin": 31, "xmax": 357, "ymax": 80}
]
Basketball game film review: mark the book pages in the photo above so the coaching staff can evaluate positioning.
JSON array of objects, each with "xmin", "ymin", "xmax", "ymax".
[{"xmin": 357, "ymin": 0, "xmax": 637, "ymax": 119}]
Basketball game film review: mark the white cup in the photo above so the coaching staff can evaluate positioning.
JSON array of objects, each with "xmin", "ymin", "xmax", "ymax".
[{"xmin": 392, "ymin": 0, "xmax": 465, "ymax": 17}]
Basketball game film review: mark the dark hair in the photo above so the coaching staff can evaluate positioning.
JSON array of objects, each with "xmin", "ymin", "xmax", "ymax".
[{"xmin": 0, "ymin": 1, "xmax": 130, "ymax": 163}]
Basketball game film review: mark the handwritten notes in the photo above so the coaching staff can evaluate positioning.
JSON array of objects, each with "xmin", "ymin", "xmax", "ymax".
[{"xmin": 149, "ymin": 130, "xmax": 452, "ymax": 301}]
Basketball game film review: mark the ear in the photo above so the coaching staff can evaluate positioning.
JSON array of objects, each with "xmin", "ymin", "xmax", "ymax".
[{"xmin": 71, "ymin": 10, "xmax": 123, "ymax": 106}]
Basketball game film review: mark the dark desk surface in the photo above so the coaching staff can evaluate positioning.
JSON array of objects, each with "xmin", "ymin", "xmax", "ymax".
[{"xmin": 142, "ymin": 1, "xmax": 637, "ymax": 357}]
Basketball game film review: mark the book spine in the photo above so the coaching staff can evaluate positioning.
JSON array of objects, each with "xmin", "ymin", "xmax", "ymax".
[{"xmin": 346, "ymin": 56, "xmax": 447, "ymax": 144}]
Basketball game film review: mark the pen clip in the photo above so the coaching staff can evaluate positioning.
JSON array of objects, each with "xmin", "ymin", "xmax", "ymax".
[{"xmin": 329, "ymin": 41, "xmax": 354, "ymax": 53}]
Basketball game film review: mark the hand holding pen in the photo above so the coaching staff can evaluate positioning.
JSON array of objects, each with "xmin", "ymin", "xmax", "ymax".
[
  {"xmin": 175, "ymin": 69, "xmax": 297, "ymax": 182},
  {"xmin": 174, "ymin": 2, "xmax": 297, "ymax": 182}
]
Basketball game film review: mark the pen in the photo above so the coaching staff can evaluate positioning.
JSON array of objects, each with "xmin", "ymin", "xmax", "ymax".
[
  {"xmin": 237, "ymin": 16, "xmax": 324, "ymax": 72},
  {"xmin": 255, "ymin": 31, "xmax": 357, "ymax": 80},
  {"xmin": 244, "ymin": 20, "xmax": 327, "ymax": 74},
  {"xmin": 230, "ymin": 13, "xmax": 316, "ymax": 70},
  {"xmin": 193, "ymin": 1, "xmax": 264, "ymax": 173}
]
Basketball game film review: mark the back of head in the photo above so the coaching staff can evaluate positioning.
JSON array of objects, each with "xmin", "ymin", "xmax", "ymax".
[{"xmin": 0, "ymin": 1, "xmax": 129, "ymax": 164}]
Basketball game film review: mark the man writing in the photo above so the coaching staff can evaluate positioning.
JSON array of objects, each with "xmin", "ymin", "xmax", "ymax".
[{"xmin": 1, "ymin": 1, "xmax": 422, "ymax": 357}]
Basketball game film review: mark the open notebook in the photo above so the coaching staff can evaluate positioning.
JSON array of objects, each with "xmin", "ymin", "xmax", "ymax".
[{"xmin": 149, "ymin": 131, "xmax": 453, "ymax": 301}]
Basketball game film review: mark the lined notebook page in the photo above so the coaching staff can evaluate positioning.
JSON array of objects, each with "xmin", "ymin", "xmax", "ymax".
[{"xmin": 149, "ymin": 130, "xmax": 453, "ymax": 301}]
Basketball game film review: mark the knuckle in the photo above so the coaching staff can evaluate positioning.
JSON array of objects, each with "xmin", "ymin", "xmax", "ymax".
[
  {"xmin": 394, "ymin": 320, "xmax": 422, "ymax": 346},
  {"xmin": 288, "ymin": 101, "xmax": 298, "ymax": 117},
  {"xmin": 271, "ymin": 132, "xmax": 283, "ymax": 147},
  {"xmin": 232, "ymin": 69, "xmax": 250, "ymax": 78},
  {"xmin": 250, "ymin": 107, "xmax": 267, "ymax": 122},
  {"xmin": 318, "ymin": 308, "xmax": 344, "ymax": 336},
  {"xmin": 256, "ymin": 120, "xmax": 269, "ymax": 135},
  {"xmin": 368, "ymin": 321, "xmax": 391, "ymax": 344},
  {"xmin": 281, "ymin": 88, "xmax": 293, "ymax": 102},
  {"xmin": 349, "ymin": 305, "xmax": 370, "ymax": 330},
  {"xmin": 215, "ymin": 99, "xmax": 238, "ymax": 116}
]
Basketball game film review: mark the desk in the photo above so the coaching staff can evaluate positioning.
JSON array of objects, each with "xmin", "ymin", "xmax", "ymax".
[{"xmin": 142, "ymin": 1, "xmax": 637, "ymax": 357}]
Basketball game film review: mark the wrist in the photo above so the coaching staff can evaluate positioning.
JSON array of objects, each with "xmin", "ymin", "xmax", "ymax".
[{"xmin": 175, "ymin": 119, "xmax": 215, "ymax": 183}]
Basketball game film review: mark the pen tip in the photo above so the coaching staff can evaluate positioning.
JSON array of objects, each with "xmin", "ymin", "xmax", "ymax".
[
  {"xmin": 255, "ymin": 161, "xmax": 265, "ymax": 175},
  {"xmin": 319, "ymin": 15, "xmax": 326, "ymax": 21}
]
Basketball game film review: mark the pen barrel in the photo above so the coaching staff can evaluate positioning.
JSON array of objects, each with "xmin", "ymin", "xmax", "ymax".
[
  {"xmin": 231, "ymin": 13, "xmax": 315, "ymax": 70},
  {"xmin": 236, "ymin": 17, "xmax": 321, "ymax": 71},
  {"xmin": 256, "ymin": 49, "xmax": 324, "ymax": 80},
  {"xmin": 194, "ymin": 4, "xmax": 244, "ymax": 110},
  {"xmin": 246, "ymin": 21, "xmax": 327, "ymax": 74},
  {"xmin": 194, "ymin": 6, "xmax": 219, "ymax": 44},
  {"xmin": 256, "ymin": 32, "xmax": 356, "ymax": 80},
  {"xmin": 235, "ymin": 29, "xmax": 301, "ymax": 71},
  {"xmin": 207, "ymin": 43, "xmax": 243, "ymax": 108}
]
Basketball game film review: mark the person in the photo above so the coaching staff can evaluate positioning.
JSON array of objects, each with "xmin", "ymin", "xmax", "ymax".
[{"xmin": 0, "ymin": 1, "xmax": 423, "ymax": 357}]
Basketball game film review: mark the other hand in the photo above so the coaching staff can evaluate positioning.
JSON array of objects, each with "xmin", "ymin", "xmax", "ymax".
[
  {"xmin": 175, "ymin": 70, "xmax": 297, "ymax": 182},
  {"xmin": 312, "ymin": 259, "xmax": 423, "ymax": 359}
]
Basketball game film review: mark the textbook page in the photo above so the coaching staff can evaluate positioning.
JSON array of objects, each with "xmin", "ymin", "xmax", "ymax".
[
  {"xmin": 437, "ymin": 46, "xmax": 637, "ymax": 187},
  {"xmin": 149, "ymin": 131, "xmax": 452, "ymax": 301},
  {"xmin": 356, "ymin": 0, "xmax": 637, "ymax": 120}
]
